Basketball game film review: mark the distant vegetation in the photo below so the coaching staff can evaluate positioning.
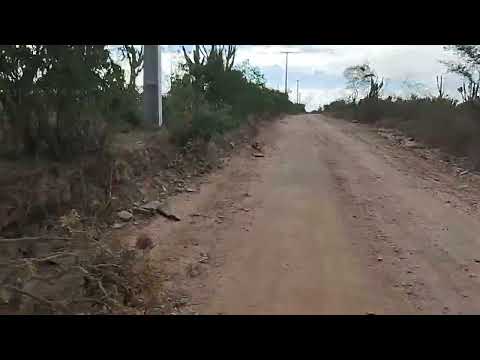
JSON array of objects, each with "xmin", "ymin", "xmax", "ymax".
[
  {"xmin": 0, "ymin": 46, "xmax": 305, "ymax": 314},
  {"xmin": 164, "ymin": 46, "xmax": 304, "ymax": 144},
  {"xmin": 0, "ymin": 45, "xmax": 305, "ymax": 161},
  {"xmin": 0, "ymin": 45, "xmax": 142, "ymax": 160},
  {"xmin": 321, "ymin": 45, "xmax": 480, "ymax": 166}
]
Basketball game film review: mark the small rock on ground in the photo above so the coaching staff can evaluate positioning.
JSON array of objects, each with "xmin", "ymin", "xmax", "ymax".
[
  {"xmin": 142, "ymin": 200, "xmax": 162, "ymax": 211},
  {"xmin": 118, "ymin": 210, "xmax": 133, "ymax": 221}
]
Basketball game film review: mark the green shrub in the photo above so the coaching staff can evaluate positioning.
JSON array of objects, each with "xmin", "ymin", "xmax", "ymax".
[
  {"xmin": 322, "ymin": 94, "xmax": 480, "ymax": 164},
  {"xmin": 357, "ymin": 98, "xmax": 383, "ymax": 123},
  {"xmin": 0, "ymin": 45, "xmax": 142, "ymax": 160},
  {"xmin": 322, "ymin": 99, "xmax": 356, "ymax": 119},
  {"xmin": 191, "ymin": 103, "xmax": 237, "ymax": 141},
  {"xmin": 164, "ymin": 50, "xmax": 304, "ymax": 144}
]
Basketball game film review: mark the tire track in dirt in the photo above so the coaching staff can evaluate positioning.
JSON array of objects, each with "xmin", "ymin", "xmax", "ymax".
[{"xmin": 117, "ymin": 115, "xmax": 480, "ymax": 314}]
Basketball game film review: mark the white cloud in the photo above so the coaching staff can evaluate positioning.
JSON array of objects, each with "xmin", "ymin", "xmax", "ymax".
[
  {"xmin": 127, "ymin": 45, "xmax": 467, "ymax": 109},
  {"xmin": 235, "ymin": 45, "xmax": 466, "ymax": 108}
]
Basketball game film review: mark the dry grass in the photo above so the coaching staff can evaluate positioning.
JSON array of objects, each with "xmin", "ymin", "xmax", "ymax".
[
  {"xmin": 325, "ymin": 98, "xmax": 480, "ymax": 168},
  {"xmin": 0, "ymin": 116, "xmax": 264, "ymax": 314},
  {"xmin": 0, "ymin": 212, "xmax": 161, "ymax": 315}
]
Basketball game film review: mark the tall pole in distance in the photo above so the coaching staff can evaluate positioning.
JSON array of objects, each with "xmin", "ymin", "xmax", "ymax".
[
  {"xmin": 158, "ymin": 46, "xmax": 162, "ymax": 126},
  {"xmin": 285, "ymin": 53, "xmax": 288, "ymax": 95},
  {"xmin": 144, "ymin": 45, "xmax": 162, "ymax": 128},
  {"xmin": 296, "ymin": 80, "xmax": 299, "ymax": 104},
  {"xmin": 281, "ymin": 51, "xmax": 293, "ymax": 96}
]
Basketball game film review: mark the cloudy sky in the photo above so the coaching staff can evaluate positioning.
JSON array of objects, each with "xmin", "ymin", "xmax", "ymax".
[{"xmin": 146, "ymin": 45, "xmax": 464, "ymax": 111}]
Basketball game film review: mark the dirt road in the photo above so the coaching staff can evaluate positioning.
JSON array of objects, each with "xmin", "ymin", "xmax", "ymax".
[{"xmin": 121, "ymin": 114, "xmax": 480, "ymax": 314}]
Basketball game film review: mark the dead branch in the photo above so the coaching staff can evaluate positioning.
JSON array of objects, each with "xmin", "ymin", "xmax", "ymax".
[
  {"xmin": 31, "ymin": 269, "xmax": 72, "ymax": 282},
  {"xmin": 0, "ymin": 236, "xmax": 71, "ymax": 244},
  {"xmin": 107, "ymin": 160, "xmax": 114, "ymax": 201},
  {"xmin": 132, "ymin": 206, "xmax": 153, "ymax": 215},
  {"xmin": 0, "ymin": 252, "xmax": 78, "ymax": 267},
  {"xmin": 0, "ymin": 210, "xmax": 158, "ymax": 314},
  {"xmin": 97, "ymin": 279, "xmax": 109, "ymax": 298},
  {"xmin": 29, "ymin": 252, "xmax": 79, "ymax": 263},
  {"xmin": 157, "ymin": 208, "xmax": 181, "ymax": 221},
  {"xmin": 70, "ymin": 297, "xmax": 113, "ymax": 313},
  {"xmin": 2, "ymin": 285, "xmax": 65, "ymax": 312},
  {"xmin": 89, "ymin": 263, "xmax": 122, "ymax": 269},
  {"xmin": 74, "ymin": 265, "xmax": 90, "ymax": 275}
]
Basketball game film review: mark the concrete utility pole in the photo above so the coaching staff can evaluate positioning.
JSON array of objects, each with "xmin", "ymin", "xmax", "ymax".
[
  {"xmin": 281, "ymin": 51, "xmax": 293, "ymax": 96},
  {"xmin": 143, "ymin": 45, "xmax": 162, "ymax": 127}
]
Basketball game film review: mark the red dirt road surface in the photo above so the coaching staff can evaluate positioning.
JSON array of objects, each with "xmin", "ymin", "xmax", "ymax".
[{"xmin": 120, "ymin": 114, "xmax": 480, "ymax": 314}]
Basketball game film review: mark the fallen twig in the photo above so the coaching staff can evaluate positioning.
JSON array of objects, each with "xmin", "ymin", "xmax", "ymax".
[
  {"xmin": 97, "ymin": 279, "xmax": 109, "ymax": 298},
  {"xmin": 157, "ymin": 209, "xmax": 181, "ymax": 222},
  {"xmin": 132, "ymin": 206, "xmax": 154, "ymax": 215},
  {"xmin": 70, "ymin": 297, "xmax": 113, "ymax": 313},
  {"xmin": 190, "ymin": 213, "xmax": 209, "ymax": 218},
  {"xmin": 0, "ymin": 236, "xmax": 71, "ymax": 244},
  {"xmin": 31, "ymin": 269, "xmax": 72, "ymax": 282},
  {"xmin": 2, "ymin": 285, "xmax": 66, "ymax": 313},
  {"xmin": 90, "ymin": 263, "xmax": 122, "ymax": 269},
  {"xmin": 28, "ymin": 252, "xmax": 79, "ymax": 263}
]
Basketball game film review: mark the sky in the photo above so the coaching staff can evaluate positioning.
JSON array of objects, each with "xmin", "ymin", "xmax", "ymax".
[{"xmin": 132, "ymin": 45, "xmax": 465, "ymax": 112}]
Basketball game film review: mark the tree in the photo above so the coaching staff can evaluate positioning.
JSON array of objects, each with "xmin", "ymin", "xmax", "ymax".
[
  {"xmin": 365, "ymin": 75, "xmax": 384, "ymax": 99},
  {"xmin": 236, "ymin": 60, "xmax": 266, "ymax": 87},
  {"xmin": 0, "ymin": 45, "xmax": 134, "ymax": 159},
  {"xmin": 165, "ymin": 44, "xmax": 301, "ymax": 143},
  {"xmin": 457, "ymin": 81, "xmax": 479, "ymax": 103},
  {"xmin": 182, "ymin": 45, "xmax": 236, "ymax": 81},
  {"xmin": 400, "ymin": 78, "xmax": 430, "ymax": 99},
  {"xmin": 181, "ymin": 45, "xmax": 238, "ymax": 109},
  {"xmin": 344, "ymin": 65, "xmax": 371, "ymax": 102},
  {"xmin": 343, "ymin": 64, "xmax": 383, "ymax": 102},
  {"xmin": 436, "ymin": 75, "xmax": 445, "ymax": 99},
  {"xmin": 119, "ymin": 45, "xmax": 144, "ymax": 91},
  {"xmin": 0, "ymin": 45, "xmax": 47, "ymax": 154},
  {"xmin": 443, "ymin": 45, "xmax": 480, "ymax": 103}
]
